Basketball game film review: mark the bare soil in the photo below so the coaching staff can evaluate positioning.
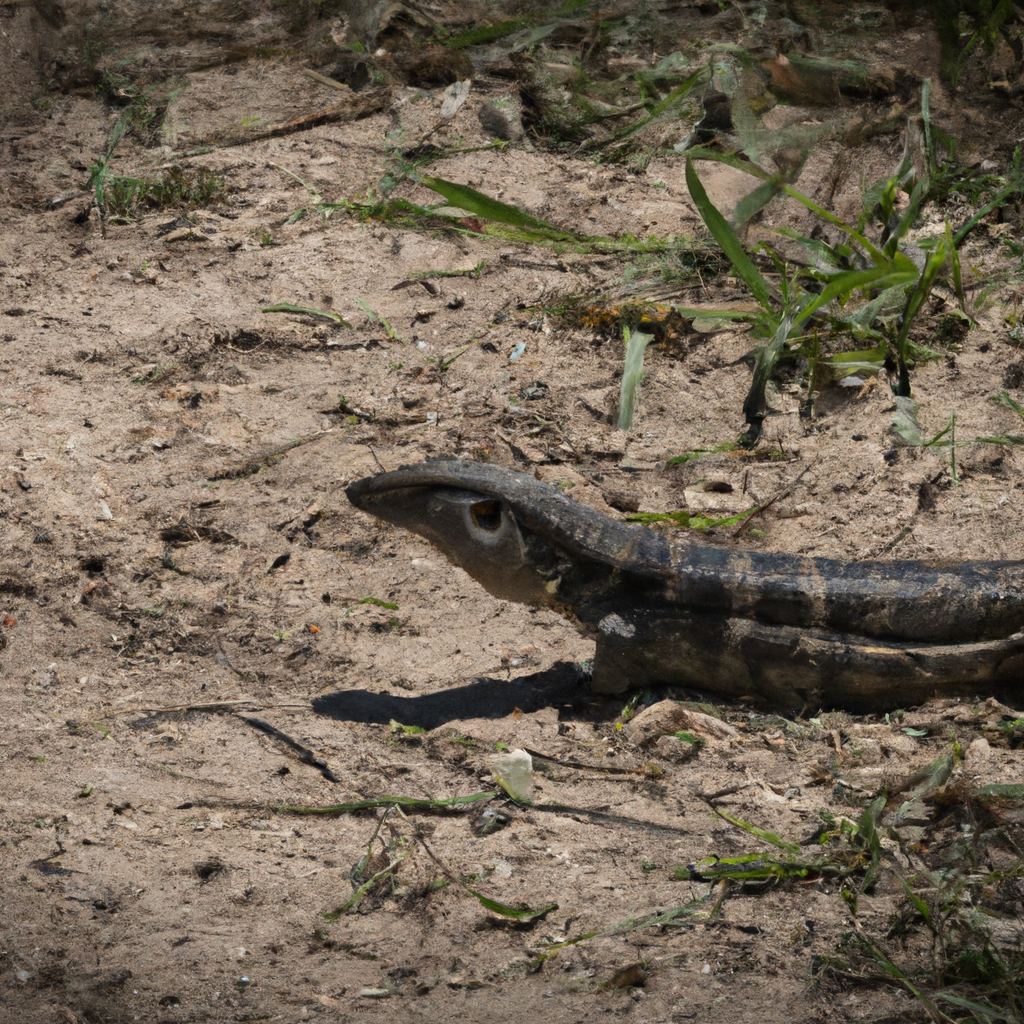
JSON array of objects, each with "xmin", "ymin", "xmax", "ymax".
[{"xmin": 2, "ymin": 3, "xmax": 1023, "ymax": 1022}]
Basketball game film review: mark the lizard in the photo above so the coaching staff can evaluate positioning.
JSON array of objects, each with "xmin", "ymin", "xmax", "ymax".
[{"xmin": 346, "ymin": 460, "xmax": 1024, "ymax": 712}]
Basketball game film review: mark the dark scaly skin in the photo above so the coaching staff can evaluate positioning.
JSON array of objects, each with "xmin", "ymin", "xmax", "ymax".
[{"xmin": 346, "ymin": 461, "xmax": 1024, "ymax": 712}]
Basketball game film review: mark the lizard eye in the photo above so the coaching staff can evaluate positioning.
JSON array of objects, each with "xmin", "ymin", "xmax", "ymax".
[{"xmin": 470, "ymin": 499, "xmax": 503, "ymax": 532}]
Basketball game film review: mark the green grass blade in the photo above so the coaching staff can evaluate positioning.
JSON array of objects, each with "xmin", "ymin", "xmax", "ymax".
[
  {"xmin": 894, "ymin": 238, "xmax": 948, "ymax": 390},
  {"xmin": 920, "ymin": 76, "xmax": 933, "ymax": 168},
  {"xmin": 854, "ymin": 930, "xmax": 953, "ymax": 1021},
  {"xmin": 781, "ymin": 184, "xmax": 894, "ymax": 267},
  {"xmin": 828, "ymin": 343, "xmax": 888, "ymax": 367},
  {"xmin": 946, "ymin": 220, "xmax": 966, "ymax": 314},
  {"xmin": 773, "ymin": 226, "xmax": 850, "ymax": 268},
  {"xmin": 444, "ymin": 19, "xmax": 528, "ymax": 48},
  {"xmin": 682, "ymin": 146, "xmax": 773, "ymax": 181},
  {"xmin": 953, "ymin": 146, "xmax": 1022, "ymax": 246},
  {"xmin": 732, "ymin": 180, "xmax": 782, "ymax": 230},
  {"xmin": 690, "ymin": 857, "xmax": 810, "ymax": 882},
  {"xmin": 848, "ymin": 281, "xmax": 918, "ymax": 329},
  {"xmin": 856, "ymin": 793, "xmax": 887, "ymax": 892},
  {"xmin": 953, "ymin": 179, "xmax": 1021, "ymax": 245},
  {"xmin": 899, "ymin": 876, "xmax": 935, "ymax": 932},
  {"xmin": 671, "ymin": 306, "xmax": 770, "ymax": 328},
  {"xmin": 971, "ymin": 782, "xmax": 1024, "ymax": 798},
  {"xmin": 465, "ymin": 887, "xmax": 558, "ymax": 921},
  {"xmin": 883, "ymin": 173, "xmax": 929, "ymax": 259},
  {"xmin": 262, "ymin": 303, "xmax": 352, "ymax": 327},
  {"xmin": 825, "ymin": 360, "xmax": 885, "ymax": 376},
  {"xmin": 892, "ymin": 396, "xmax": 923, "ymax": 446},
  {"xmin": 800, "ymin": 266, "xmax": 918, "ymax": 324},
  {"xmin": 647, "ymin": 67, "xmax": 707, "ymax": 118},
  {"xmin": 618, "ymin": 327, "xmax": 655, "ymax": 430},
  {"xmin": 744, "ymin": 307, "xmax": 800, "ymax": 432},
  {"xmin": 933, "ymin": 993, "xmax": 1014, "ymax": 1021},
  {"xmin": 685, "ymin": 158, "xmax": 777, "ymax": 313},
  {"xmin": 740, "ymin": 266, "xmax": 897, "ymax": 428},
  {"xmin": 995, "ymin": 390, "xmax": 1024, "ymax": 420},
  {"xmin": 826, "ymin": 340, "xmax": 887, "ymax": 379},
  {"xmin": 974, "ymin": 434, "xmax": 1024, "ymax": 445},
  {"xmin": 712, "ymin": 807, "xmax": 801, "ymax": 854},
  {"xmin": 419, "ymin": 175, "xmax": 579, "ymax": 239},
  {"xmin": 627, "ymin": 502, "xmax": 761, "ymax": 531},
  {"xmin": 615, "ymin": 67, "xmax": 707, "ymax": 141},
  {"xmin": 327, "ymin": 850, "xmax": 409, "ymax": 917}
]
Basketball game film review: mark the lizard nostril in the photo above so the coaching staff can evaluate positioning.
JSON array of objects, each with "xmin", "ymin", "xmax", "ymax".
[{"xmin": 470, "ymin": 500, "xmax": 502, "ymax": 532}]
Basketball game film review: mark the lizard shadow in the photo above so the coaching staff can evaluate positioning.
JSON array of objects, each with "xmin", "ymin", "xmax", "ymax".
[{"xmin": 312, "ymin": 661, "xmax": 598, "ymax": 729}]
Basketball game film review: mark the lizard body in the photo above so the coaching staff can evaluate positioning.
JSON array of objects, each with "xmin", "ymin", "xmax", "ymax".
[{"xmin": 346, "ymin": 461, "xmax": 1024, "ymax": 711}]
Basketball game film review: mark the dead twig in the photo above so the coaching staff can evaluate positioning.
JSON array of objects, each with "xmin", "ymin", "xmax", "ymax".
[
  {"xmin": 238, "ymin": 714, "xmax": 340, "ymax": 783},
  {"xmin": 210, "ymin": 428, "xmax": 335, "ymax": 480},
  {"xmin": 301, "ymin": 68, "xmax": 355, "ymax": 93},
  {"xmin": 847, "ymin": 917, "xmax": 950, "ymax": 1023},
  {"xmin": 874, "ymin": 523, "xmax": 915, "ymax": 557},
  {"xmin": 279, "ymin": 792, "xmax": 496, "ymax": 815},
  {"xmin": 692, "ymin": 781, "xmax": 757, "ymax": 803},
  {"xmin": 360, "ymin": 441, "xmax": 388, "ymax": 474},
  {"xmin": 523, "ymin": 747, "xmax": 662, "ymax": 777},
  {"xmin": 180, "ymin": 89, "xmax": 391, "ymax": 152},
  {"xmin": 416, "ymin": 835, "xmax": 558, "ymax": 923},
  {"xmin": 113, "ymin": 698, "xmax": 302, "ymax": 715},
  {"xmin": 732, "ymin": 461, "xmax": 815, "ymax": 539},
  {"xmin": 524, "ymin": 801, "xmax": 692, "ymax": 836}
]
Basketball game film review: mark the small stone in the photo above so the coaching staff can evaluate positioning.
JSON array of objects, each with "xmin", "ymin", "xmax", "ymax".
[
  {"xmin": 624, "ymin": 701, "xmax": 738, "ymax": 745},
  {"xmin": 966, "ymin": 736, "xmax": 991, "ymax": 764}
]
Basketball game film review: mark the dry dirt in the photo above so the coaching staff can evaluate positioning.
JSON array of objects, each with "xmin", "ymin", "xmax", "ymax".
[{"xmin": 2, "ymin": 2, "xmax": 1024, "ymax": 1022}]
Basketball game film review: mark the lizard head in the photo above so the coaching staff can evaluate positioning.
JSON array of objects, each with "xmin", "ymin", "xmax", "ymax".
[{"xmin": 345, "ymin": 460, "xmax": 669, "ymax": 608}]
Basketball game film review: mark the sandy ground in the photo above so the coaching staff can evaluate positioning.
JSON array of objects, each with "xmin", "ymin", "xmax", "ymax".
[{"xmin": 2, "ymin": 2, "xmax": 1023, "ymax": 1021}]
